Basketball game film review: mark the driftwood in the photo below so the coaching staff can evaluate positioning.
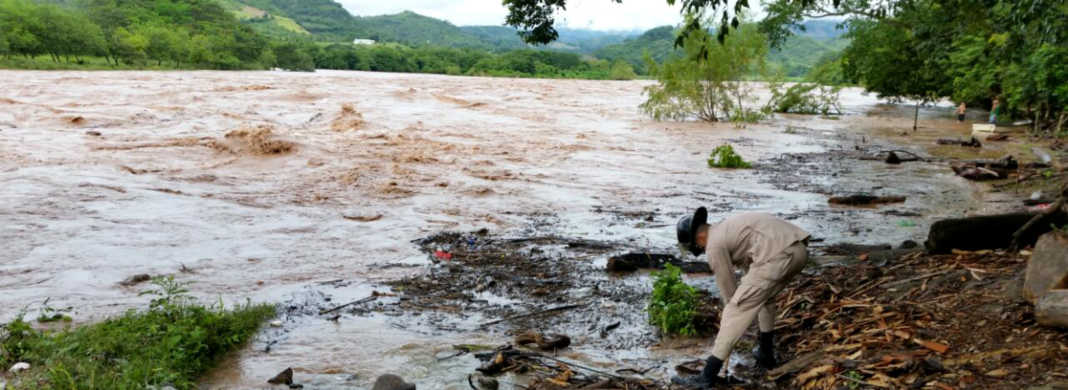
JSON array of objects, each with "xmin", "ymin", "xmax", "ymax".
[
  {"xmin": 937, "ymin": 137, "xmax": 982, "ymax": 147},
  {"xmin": 319, "ymin": 295, "xmax": 376, "ymax": 315},
  {"xmin": 478, "ymin": 303, "xmax": 587, "ymax": 329},
  {"xmin": 605, "ymin": 252, "xmax": 710, "ymax": 273},
  {"xmin": 828, "ymin": 194, "xmax": 906, "ymax": 206},
  {"xmin": 1011, "ymin": 183, "xmax": 1068, "ymax": 250},
  {"xmin": 926, "ymin": 211, "xmax": 1068, "ymax": 254},
  {"xmin": 859, "ymin": 150, "xmax": 928, "ymax": 164},
  {"xmin": 951, "ymin": 155, "xmax": 1018, "ymax": 181}
]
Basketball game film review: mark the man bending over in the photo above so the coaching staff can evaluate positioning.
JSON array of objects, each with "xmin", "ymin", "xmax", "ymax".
[{"xmin": 672, "ymin": 207, "xmax": 810, "ymax": 387}]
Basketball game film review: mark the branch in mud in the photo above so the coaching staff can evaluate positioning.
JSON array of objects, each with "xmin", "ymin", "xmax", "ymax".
[
  {"xmin": 318, "ymin": 295, "xmax": 377, "ymax": 315},
  {"xmin": 605, "ymin": 252, "xmax": 710, "ymax": 273},
  {"xmin": 478, "ymin": 303, "xmax": 588, "ymax": 329},
  {"xmin": 1011, "ymin": 183, "xmax": 1068, "ymax": 250}
]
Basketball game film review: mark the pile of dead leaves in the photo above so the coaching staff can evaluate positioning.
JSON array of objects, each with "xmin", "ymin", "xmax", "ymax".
[{"xmin": 764, "ymin": 249, "xmax": 1068, "ymax": 389}]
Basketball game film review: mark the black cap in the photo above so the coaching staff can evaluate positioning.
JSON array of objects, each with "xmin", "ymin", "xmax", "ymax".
[{"xmin": 676, "ymin": 207, "xmax": 708, "ymax": 256}]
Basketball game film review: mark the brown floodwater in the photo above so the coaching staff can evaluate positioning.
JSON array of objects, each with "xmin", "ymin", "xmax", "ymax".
[{"xmin": 0, "ymin": 70, "xmax": 992, "ymax": 388}]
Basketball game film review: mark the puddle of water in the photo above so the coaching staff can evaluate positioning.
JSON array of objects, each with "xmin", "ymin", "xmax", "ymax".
[{"xmin": 0, "ymin": 70, "xmax": 990, "ymax": 387}]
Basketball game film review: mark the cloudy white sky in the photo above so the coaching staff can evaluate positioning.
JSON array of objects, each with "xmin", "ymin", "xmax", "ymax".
[{"xmin": 335, "ymin": 0, "xmax": 686, "ymax": 31}]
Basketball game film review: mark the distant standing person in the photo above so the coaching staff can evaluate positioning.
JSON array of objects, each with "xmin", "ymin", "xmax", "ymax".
[
  {"xmin": 989, "ymin": 97, "xmax": 1000, "ymax": 124},
  {"xmin": 956, "ymin": 102, "xmax": 966, "ymax": 122}
]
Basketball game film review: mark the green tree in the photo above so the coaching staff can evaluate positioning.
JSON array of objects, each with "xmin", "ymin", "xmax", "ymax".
[
  {"xmin": 640, "ymin": 19, "xmax": 769, "ymax": 122},
  {"xmin": 608, "ymin": 59, "xmax": 636, "ymax": 80},
  {"xmin": 841, "ymin": 17, "xmax": 948, "ymax": 131}
]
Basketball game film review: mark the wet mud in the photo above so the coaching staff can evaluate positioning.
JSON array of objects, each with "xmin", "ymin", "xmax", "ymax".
[{"xmin": 0, "ymin": 70, "xmax": 1004, "ymax": 388}]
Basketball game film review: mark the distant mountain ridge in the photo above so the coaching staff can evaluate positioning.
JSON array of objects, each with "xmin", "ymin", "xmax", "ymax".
[{"xmin": 226, "ymin": 0, "xmax": 847, "ymax": 76}]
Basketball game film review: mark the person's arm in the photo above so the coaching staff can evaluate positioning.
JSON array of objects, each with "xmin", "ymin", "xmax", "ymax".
[{"xmin": 709, "ymin": 245, "xmax": 738, "ymax": 302}]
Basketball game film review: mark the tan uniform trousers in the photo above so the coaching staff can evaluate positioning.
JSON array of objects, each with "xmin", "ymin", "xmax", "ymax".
[{"xmin": 710, "ymin": 241, "xmax": 808, "ymax": 360}]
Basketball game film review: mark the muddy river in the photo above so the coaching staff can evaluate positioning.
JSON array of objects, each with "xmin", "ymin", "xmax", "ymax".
[{"xmin": 0, "ymin": 70, "xmax": 991, "ymax": 388}]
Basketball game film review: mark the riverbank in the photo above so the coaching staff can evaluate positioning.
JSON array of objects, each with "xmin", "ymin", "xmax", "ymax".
[{"xmin": 0, "ymin": 70, "xmax": 1063, "ymax": 388}]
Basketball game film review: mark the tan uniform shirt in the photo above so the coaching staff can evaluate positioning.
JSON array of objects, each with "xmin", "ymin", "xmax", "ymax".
[{"xmin": 706, "ymin": 212, "xmax": 810, "ymax": 295}]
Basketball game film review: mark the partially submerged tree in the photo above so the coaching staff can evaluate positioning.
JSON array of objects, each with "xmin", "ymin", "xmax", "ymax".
[
  {"xmin": 640, "ymin": 19, "xmax": 768, "ymax": 122},
  {"xmin": 840, "ymin": 17, "xmax": 948, "ymax": 131}
]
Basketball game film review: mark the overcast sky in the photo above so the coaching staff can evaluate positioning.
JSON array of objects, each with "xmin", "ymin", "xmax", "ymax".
[{"xmin": 335, "ymin": 0, "xmax": 686, "ymax": 31}]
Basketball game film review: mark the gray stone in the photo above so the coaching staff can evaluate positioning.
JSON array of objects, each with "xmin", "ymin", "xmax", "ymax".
[
  {"xmin": 1036, "ymin": 289, "xmax": 1068, "ymax": 329},
  {"xmin": 372, "ymin": 374, "xmax": 415, "ymax": 390},
  {"xmin": 1023, "ymin": 232, "xmax": 1068, "ymax": 303}
]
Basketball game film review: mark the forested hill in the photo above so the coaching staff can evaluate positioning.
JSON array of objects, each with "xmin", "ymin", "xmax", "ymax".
[
  {"xmin": 595, "ymin": 20, "xmax": 846, "ymax": 76},
  {"xmin": 229, "ymin": 0, "xmax": 634, "ymax": 53}
]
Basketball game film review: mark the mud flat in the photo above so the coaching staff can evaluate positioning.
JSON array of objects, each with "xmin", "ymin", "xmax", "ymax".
[{"xmin": 0, "ymin": 70, "xmax": 1014, "ymax": 388}]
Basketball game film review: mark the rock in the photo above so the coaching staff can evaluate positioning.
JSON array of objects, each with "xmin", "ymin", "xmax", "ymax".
[
  {"xmin": 9, "ymin": 362, "xmax": 30, "ymax": 373},
  {"xmin": 885, "ymin": 151, "xmax": 902, "ymax": 164},
  {"xmin": 514, "ymin": 330, "xmax": 571, "ymax": 350},
  {"xmin": 899, "ymin": 240, "xmax": 919, "ymax": 249},
  {"xmin": 267, "ymin": 367, "xmax": 293, "ymax": 385},
  {"xmin": 1024, "ymin": 232, "xmax": 1068, "ymax": 303},
  {"xmin": 119, "ymin": 273, "xmax": 152, "ymax": 287},
  {"xmin": 269, "ymin": 320, "xmax": 283, "ymax": 327},
  {"xmin": 1036, "ymin": 289, "xmax": 1068, "ymax": 329},
  {"xmin": 472, "ymin": 375, "xmax": 499, "ymax": 390},
  {"xmin": 828, "ymin": 194, "xmax": 906, "ymax": 206},
  {"xmin": 85, "ymin": 130, "xmax": 102, "ymax": 136},
  {"xmin": 372, "ymin": 374, "xmax": 415, "ymax": 390}
]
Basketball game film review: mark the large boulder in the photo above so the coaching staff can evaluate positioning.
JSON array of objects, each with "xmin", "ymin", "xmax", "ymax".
[
  {"xmin": 1036, "ymin": 289, "xmax": 1068, "ymax": 329},
  {"xmin": 1024, "ymin": 231, "xmax": 1068, "ymax": 303},
  {"xmin": 372, "ymin": 374, "xmax": 415, "ymax": 390}
]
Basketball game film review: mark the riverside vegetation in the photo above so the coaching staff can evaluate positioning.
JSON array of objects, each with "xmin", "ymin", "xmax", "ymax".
[{"xmin": 0, "ymin": 277, "xmax": 275, "ymax": 389}]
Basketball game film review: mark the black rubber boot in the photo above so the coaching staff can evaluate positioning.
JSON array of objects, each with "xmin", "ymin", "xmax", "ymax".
[
  {"xmin": 671, "ymin": 356, "xmax": 724, "ymax": 389},
  {"xmin": 754, "ymin": 331, "xmax": 777, "ymax": 369}
]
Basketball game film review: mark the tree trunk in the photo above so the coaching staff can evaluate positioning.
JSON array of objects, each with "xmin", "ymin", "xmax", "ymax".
[
  {"xmin": 913, "ymin": 101, "xmax": 920, "ymax": 131},
  {"xmin": 925, "ymin": 211, "xmax": 1068, "ymax": 254}
]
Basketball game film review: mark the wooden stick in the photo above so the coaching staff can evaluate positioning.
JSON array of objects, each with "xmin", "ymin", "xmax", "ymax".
[
  {"xmin": 880, "ymin": 270, "xmax": 951, "ymax": 289},
  {"xmin": 478, "ymin": 303, "xmax": 587, "ymax": 328},
  {"xmin": 319, "ymin": 295, "xmax": 376, "ymax": 315},
  {"xmin": 520, "ymin": 350, "xmax": 627, "ymax": 380}
]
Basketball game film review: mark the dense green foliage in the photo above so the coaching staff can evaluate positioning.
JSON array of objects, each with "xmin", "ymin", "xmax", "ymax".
[
  {"xmin": 707, "ymin": 144, "xmax": 752, "ymax": 168},
  {"xmin": 0, "ymin": 277, "xmax": 275, "ymax": 389},
  {"xmin": 308, "ymin": 42, "xmax": 636, "ymax": 79},
  {"xmin": 766, "ymin": 82, "xmax": 842, "ymax": 115},
  {"xmin": 594, "ymin": 26, "xmax": 678, "ymax": 74},
  {"xmin": 641, "ymin": 21, "xmax": 769, "ymax": 122},
  {"xmin": 596, "ymin": 21, "xmax": 845, "ymax": 76},
  {"xmin": 0, "ymin": 0, "xmax": 272, "ymax": 69},
  {"xmin": 765, "ymin": 0, "xmax": 1068, "ymax": 133},
  {"xmin": 648, "ymin": 264, "xmax": 698, "ymax": 337}
]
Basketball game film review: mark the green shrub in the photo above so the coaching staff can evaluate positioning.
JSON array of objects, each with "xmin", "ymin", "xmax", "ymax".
[
  {"xmin": 708, "ymin": 145, "xmax": 753, "ymax": 168},
  {"xmin": 648, "ymin": 264, "xmax": 698, "ymax": 336},
  {"xmin": 0, "ymin": 276, "xmax": 275, "ymax": 389}
]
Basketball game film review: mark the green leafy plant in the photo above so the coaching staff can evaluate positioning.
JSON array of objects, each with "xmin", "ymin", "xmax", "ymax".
[
  {"xmin": 0, "ymin": 277, "xmax": 275, "ymax": 389},
  {"xmin": 35, "ymin": 299, "xmax": 72, "ymax": 324},
  {"xmin": 648, "ymin": 264, "xmax": 698, "ymax": 337},
  {"xmin": 843, "ymin": 370, "xmax": 865, "ymax": 390},
  {"xmin": 708, "ymin": 144, "xmax": 753, "ymax": 168}
]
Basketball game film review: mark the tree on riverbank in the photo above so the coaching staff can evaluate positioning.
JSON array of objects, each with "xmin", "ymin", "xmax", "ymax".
[
  {"xmin": 510, "ymin": 0, "xmax": 1068, "ymax": 134},
  {"xmin": 640, "ymin": 20, "xmax": 769, "ymax": 122}
]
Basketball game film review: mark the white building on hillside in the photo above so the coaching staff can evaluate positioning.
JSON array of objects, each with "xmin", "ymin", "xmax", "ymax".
[{"xmin": 353, "ymin": 39, "xmax": 376, "ymax": 45}]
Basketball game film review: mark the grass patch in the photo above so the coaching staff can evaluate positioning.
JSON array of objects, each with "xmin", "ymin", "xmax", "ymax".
[
  {"xmin": 0, "ymin": 277, "xmax": 275, "ymax": 389},
  {"xmin": 648, "ymin": 264, "xmax": 698, "ymax": 337},
  {"xmin": 708, "ymin": 144, "xmax": 753, "ymax": 169}
]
